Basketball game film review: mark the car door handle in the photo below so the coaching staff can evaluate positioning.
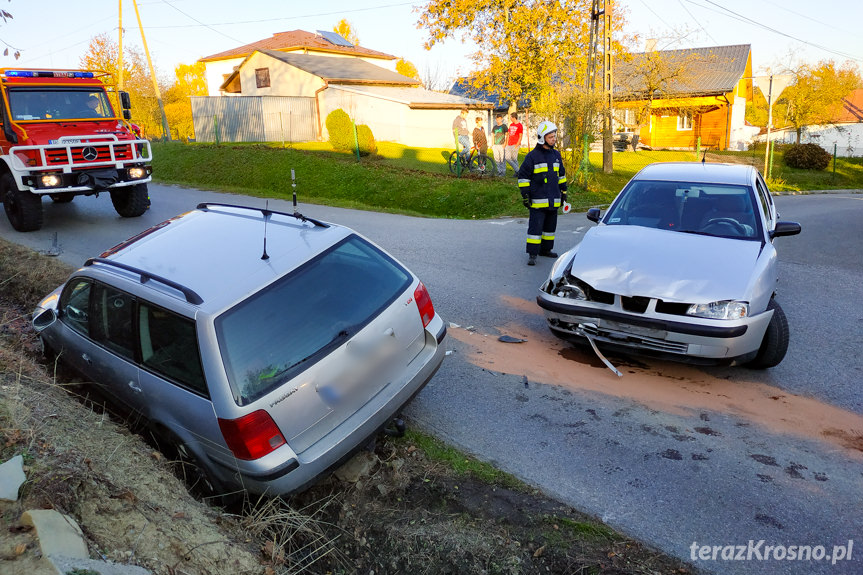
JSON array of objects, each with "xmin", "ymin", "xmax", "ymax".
[
  {"xmin": 81, "ymin": 353, "xmax": 92, "ymax": 365},
  {"xmin": 128, "ymin": 381, "xmax": 142, "ymax": 393}
]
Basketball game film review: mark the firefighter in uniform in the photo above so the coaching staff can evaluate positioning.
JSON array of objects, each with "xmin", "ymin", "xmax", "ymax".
[{"xmin": 517, "ymin": 121, "xmax": 567, "ymax": 266}]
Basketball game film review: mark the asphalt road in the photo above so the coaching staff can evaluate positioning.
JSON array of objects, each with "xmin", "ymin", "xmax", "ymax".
[{"xmin": 2, "ymin": 185, "xmax": 861, "ymax": 575}]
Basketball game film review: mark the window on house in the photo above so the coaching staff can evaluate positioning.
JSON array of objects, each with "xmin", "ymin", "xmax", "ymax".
[
  {"xmin": 255, "ymin": 68, "xmax": 270, "ymax": 88},
  {"xmin": 677, "ymin": 111, "xmax": 693, "ymax": 131}
]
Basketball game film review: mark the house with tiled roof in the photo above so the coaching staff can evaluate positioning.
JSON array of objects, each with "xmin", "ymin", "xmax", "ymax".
[
  {"xmin": 199, "ymin": 29, "xmax": 399, "ymax": 96},
  {"xmin": 614, "ymin": 44, "xmax": 754, "ymax": 150},
  {"xmin": 192, "ymin": 38, "xmax": 491, "ymax": 147}
]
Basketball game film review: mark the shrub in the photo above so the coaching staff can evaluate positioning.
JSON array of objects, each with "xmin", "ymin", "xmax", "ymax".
[
  {"xmin": 325, "ymin": 109, "xmax": 354, "ymax": 152},
  {"xmin": 356, "ymin": 124, "xmax": 377, "ymax": 156},
  {"xmin": 783, "ymin": 143, "xmax": 832, "ymax": 170}
]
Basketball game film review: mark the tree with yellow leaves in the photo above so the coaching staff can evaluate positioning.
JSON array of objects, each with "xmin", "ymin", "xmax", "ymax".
[
  {"xmin": 396, "ymin": 59, "xmax": 420, "ymax": 81},
  {"xmin": 416, "ymin": 0, "xmax": 596, "ymax": 110},
  {"xmin": 334, "ymin": 19, "xmax": 359, "ymax": 45},
  {"xmin": 164, "ymin": 62, "xmax": 207, "ymax": 141}
]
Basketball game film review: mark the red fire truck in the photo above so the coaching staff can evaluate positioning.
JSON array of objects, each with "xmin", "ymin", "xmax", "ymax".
[{"xmin": 0, "ymin": 68, "xmax": 152, "ymax": 231}]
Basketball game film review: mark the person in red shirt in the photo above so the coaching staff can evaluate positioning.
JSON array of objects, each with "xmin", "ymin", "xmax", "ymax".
[{"xmin": 504, "ymin": 112, "xmax": 523, "ymax": 175}]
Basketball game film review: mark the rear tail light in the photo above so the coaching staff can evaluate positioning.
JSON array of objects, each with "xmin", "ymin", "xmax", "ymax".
[
  {"xmin": 218, "ymin": 410, "xmax": 286, "ymax": 460},
  {"xmin": 414, "ymin": 282, "xmax": 435, "ymax": 328}
]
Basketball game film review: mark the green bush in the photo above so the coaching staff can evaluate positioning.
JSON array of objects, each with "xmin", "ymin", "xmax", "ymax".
[
  {"xmin": 356, "ymin": 124, "xmax": 377, "ymax": 156},
  {"xmin": 783, "ymin": 143, "xmax": 832, "ymax": 170},
  {"xmin": 325, "ymin": 109, "xmax": 354, "ymax": 152}
]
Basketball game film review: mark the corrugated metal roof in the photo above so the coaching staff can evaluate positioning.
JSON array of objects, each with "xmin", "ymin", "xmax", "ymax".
[
  {"xmin": 329, "ymin": 84, "xmax": 492, "ymax": 109},
  {"xmin": 258, "ymin": 50, "xmax": 420, "ymax": 85},
  {"xmin": 616, "ymin": 44, "xmax": 751, "ymax": 99},
  {"xmin": 448, "ymin": 78, "xmax": 530, "ymax": 110},
  {"xmin": 199, "ymin": 29, "xmax": 396, "ymax": 62}
]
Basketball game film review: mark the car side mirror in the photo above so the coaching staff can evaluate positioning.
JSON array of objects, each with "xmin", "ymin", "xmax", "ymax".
[
  {"xmin": 32, "ymin": 308, "xmax": 57, "ymax": 332},
  {"xmin": 123, "ymin": 109, "xmax": 132, "ymax": 120},
  {"xmin": 586, "ymin": 208, "xmax": 601, "ymax": 223},
  {"xmin": 770, "ymin": 221, "xmax": 801, "ymax": 239},
  {"xmin": 120, "ymin": 91, "xmax": 132, "ymax": 110}
]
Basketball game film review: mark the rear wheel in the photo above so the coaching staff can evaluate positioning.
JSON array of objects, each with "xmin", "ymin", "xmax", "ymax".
[
  {"xmin": 470, "ymin": 154, "xmax": 492, "ymax": 177},
  {"xmin": 2, "ymin": 173, "xmax": 43, "ymax": 232},
  {"xmin": 447, "ymin": 151, "xmax": 460, "ymax": 174},
  {"xmin": 110, "ymin": 183, "xmax": 149, "ymax": 217},
  {"xmin": 746, "ymin": 299, "xmax": 789, "ymax": 369}
]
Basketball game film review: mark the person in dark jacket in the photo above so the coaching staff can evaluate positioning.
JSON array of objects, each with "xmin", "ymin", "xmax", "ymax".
[{"xmin": 517, "ymin": 121, "xmax": 567, "ymax": 266}]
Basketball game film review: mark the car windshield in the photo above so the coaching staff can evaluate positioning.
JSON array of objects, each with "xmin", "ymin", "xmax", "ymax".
[
  {"xmin": 215, "ymin": 235, "xmax": 412, "ymax": 406},
  {"xmin": 604, "ymin": 180, "xmax": 761, "ymax": 240},
  {"xmin": 8, "ymin": 88, "xmax": 112, "ymax": 121}
]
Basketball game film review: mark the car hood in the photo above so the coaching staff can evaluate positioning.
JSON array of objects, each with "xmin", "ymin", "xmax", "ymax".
[{"xmin": 567, "ymin": 225, "xmax": 762, "ymax": 303}]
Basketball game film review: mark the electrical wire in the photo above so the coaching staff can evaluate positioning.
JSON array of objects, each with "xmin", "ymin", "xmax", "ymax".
[{"xmin": 676, "ymin": 0, "xmax": 717, "ymax": 44}]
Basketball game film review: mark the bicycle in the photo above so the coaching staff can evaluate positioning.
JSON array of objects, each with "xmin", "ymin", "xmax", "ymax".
[{"xmin": 448, "ymin": 145, "xmax": 495, "ymax": 177}]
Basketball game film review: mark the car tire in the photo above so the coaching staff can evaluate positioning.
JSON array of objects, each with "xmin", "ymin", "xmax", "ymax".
[
  {"xmin": 50, "ymin": 194, "xmax": 74, "ymax": 203},
  {"xmin": 747, "ymin": 299, "xmax": 789, "ymax": 369},
  {"xmin": 2, "ymin": 172, "xmax": 44, "ymax": 232},
  {"xmin": 157, "ymin": 430, "xmax": 241, "ymax": 505},
  {"xmin": 110, "ymin": 183, "xmax": 148, "ymax": 218}
]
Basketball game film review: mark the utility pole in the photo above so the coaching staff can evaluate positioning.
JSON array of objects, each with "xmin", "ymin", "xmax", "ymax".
[
  {"xmin": 132, "ymin": 0, "xmax": 171, "ymax": 140},
  {"xmin": 584, "ymin": 0, "xmax": 613, "ymax": 174}
]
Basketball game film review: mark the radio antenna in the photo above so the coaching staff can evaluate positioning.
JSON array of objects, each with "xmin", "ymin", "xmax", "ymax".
[
  {"xmin": 261, "ymin": 200, "xmax": 270, "ymax": 261},
  {"xmin": 291, "ymin": 169, "xmax": 298, "ymax": 215}
]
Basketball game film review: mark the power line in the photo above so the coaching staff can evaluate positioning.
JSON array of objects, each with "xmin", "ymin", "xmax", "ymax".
[
  {"xmin": 143, "ymin": 1, "xmax": 419, "ymax": 30},
  {"xmin": 676, "ymin": 0, "xmax": 717, "ymax": 45},
  {"xmin": 157, "ymin": 0, "xmax": 246, "ymax": 44},
  {"xmin": 686, "ymin": 0, "xmax": 862, "ymax": 63}
]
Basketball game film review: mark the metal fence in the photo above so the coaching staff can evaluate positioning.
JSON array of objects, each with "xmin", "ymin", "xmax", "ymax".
[{"xmin": 190, "ymin": 96, "xmax": 317, "ymax": 144}]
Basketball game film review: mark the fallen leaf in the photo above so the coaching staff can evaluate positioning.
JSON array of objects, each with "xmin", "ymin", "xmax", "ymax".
[
  {"xmin": 533, "ymin": 544, "xmax": 546, "ymax": 558},
  {"xmin": 14, "ymin": 543, "xmax": 27, "ymax": 555}
]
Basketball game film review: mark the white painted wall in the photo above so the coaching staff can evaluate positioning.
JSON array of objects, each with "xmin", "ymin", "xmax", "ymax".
[
  {"xmin": 239, "ymin": 52, "xmax": 325, "ymax": 97},
  {"xmin": 767, "ymin": 124, "xmax": 863, "ymax": 157}
]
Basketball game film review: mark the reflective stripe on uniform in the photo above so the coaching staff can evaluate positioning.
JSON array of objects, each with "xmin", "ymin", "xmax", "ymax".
[
  {"xmin": 558, "ymin": 176, "xmax": 567, "ymax": 184},
  {"xmin": 518, "ymin": 178, "xmax": 531, "ymax": 188},
  {"xmin": 531, "ymin": 199, "xmax": 550, "ymax": 208},
  {"xmin": 526, "ymin": 235, "xmax": 542, "ymax": 244},
  {"xmin": 553, "ymin": 162, "xmax": 560, "ymax": 172},
  {"xmin": 541, "ymin": 233, "xmax": 555, "ymax": 241},
  {"xmin": 552, "ymin": 198, "xmax": 561, "ymax": 207},
  {"xmin": 533, "ymin": 163, "xmax": 549, "ymax": 173}
]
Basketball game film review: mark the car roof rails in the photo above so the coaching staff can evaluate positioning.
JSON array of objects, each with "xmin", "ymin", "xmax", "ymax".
[
  {"xmin": 195, "ymin": 202, "xmax": 329, "ymax": 228},
  {"xmin": 84, "ymin": 258, "xmax": 203, "ymax": 305}
]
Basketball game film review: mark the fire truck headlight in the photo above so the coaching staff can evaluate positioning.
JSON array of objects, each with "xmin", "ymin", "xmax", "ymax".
[
  {"xmin": 40, "ymin": 174, "xmax": 62, "ymax": 188},
  {"xmin": 128, "ymin": 167, "xmax": 145, "ymax": 179}
]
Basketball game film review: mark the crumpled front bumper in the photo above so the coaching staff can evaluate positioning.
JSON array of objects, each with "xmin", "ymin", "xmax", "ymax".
[{"xmin": 536, "ymin": 289, "xmax": 772, "ymax": 363}]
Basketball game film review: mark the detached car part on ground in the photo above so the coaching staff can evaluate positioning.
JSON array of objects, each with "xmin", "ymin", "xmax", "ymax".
[
  {"xmin": 0, "ymin": 69, "xmax": 152, "ymax": 232},
  {"xmin": 538, "ymin": 162, "xmax": 801, "ymax": 368},
  {"xmin": 32, "ymin": 203, "xmax": 446, "ymax": 498}
]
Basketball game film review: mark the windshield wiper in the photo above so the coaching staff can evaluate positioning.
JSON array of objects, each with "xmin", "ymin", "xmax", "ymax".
[{"xmin": 679, "ymin": 229, "xmax": 722, "ymax": 237}]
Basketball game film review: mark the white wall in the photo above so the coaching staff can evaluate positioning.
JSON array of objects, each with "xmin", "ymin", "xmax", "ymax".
[
  {"xmin": 767, "ymin": 124, "xmax": 863, "ymax": 157},
  {"xmin": 203, "ymin": 58, "xmax": 242, "ymax": 96},
  {"xmin": 239, "ymin": 53, "xmax": 325, "ymax": 98}
]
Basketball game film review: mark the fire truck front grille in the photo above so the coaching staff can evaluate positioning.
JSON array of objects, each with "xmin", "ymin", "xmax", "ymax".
[{"xmin": 44, "ymin": 144, "xmax": 134, "ymax": 165}]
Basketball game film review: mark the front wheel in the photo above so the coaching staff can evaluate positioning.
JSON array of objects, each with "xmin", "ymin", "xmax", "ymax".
[
  {"xmin": 746, "ymin": 299, "xmax": 789, "ymax": 369},
  {"xmin": 447, "ymin": 151, "xmax": 460, "ymax": 174},
  {"xmin": 110, "ymin": 183, "xmax": 149, "ymax": 217},
  {"xmin": 2, "ymin": 173, "xmax": 43, "ymax": 232}
]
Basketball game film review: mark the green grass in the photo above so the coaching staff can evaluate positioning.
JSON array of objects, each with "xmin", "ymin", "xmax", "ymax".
[
  {"xmin": 403, "ymin": 429, "xmax": 526, "ymax": 491},
  {"xmin": 151, "ymin": 141, "xmax": 863, "ymax": 221}
]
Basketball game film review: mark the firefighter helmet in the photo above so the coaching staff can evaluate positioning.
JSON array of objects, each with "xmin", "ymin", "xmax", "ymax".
[{"xmin": 536, "ymin": 121, "xmax": 558, "ymax": 144}]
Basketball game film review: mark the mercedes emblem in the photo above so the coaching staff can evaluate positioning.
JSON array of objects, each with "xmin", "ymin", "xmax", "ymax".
[{"xmin": 82, "ymin": 146, "xmax": 98, "ymax": 161}]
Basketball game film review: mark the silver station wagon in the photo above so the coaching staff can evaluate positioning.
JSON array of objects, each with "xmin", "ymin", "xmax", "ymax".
[
  {"xmin": 538, "ymin": 162, "xmax": 801, "ymax": 368},
  {"xmin": 33, "ymin": 203, "xmax": 447, "ymax": 497}
]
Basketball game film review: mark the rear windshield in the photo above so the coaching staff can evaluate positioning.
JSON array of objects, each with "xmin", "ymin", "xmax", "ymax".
[
  {"xmin": 216, "ymin": 235, "xmax": 413, "ymax": 406},
  {"xmin": 8, "ymin": 88, "xmax": 112, "ymax": 121}
]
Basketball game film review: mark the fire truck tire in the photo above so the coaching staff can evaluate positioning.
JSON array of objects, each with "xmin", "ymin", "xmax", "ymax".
[
  {"xmin": 2, "ymin": 173, "xmax": 44, "ymax": 232},
  {"xmin": 110, "ymin": 183, "xmax": 148, "ymax": 218}
]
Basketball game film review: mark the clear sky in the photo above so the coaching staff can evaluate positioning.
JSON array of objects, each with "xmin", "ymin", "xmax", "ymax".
[{"xmin": 1, "ymin": 0, "xmax": 861, "ymax": 86}]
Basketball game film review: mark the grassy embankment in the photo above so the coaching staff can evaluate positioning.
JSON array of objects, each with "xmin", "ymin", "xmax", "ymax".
[{"xmin": 151, "ymin": 140, "xmax": 863, "ymax": 220}]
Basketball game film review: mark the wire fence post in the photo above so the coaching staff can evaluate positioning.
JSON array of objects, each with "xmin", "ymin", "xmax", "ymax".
[
  {"xmin": 768, "ymin": 140, "xmax": 775, "ymax": 180},
  {"xmin": 213, "ymin": 114, "xmax": 220, "ymax": 146},
  {"xmin": 833, "ymin": 143, "xmax": 837, "ymax": 183},
  {"xmin": 353, "ymin": 121, "xmax": 361, "ymax": 161}
]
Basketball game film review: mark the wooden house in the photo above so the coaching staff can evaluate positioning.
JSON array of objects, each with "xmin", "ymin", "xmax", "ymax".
[{"xmin": 614, "ymin": 44, "xmax": 754, "ymax": 150}]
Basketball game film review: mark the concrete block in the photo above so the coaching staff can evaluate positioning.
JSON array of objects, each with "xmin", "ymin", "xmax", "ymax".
[
  {"xmin": 0, "ymin": 454, "xmax": 26, "ymax": 502},
  {"xmin": 20, "ymin": 509, "xmax": 88, "ymax": 560},
  {"xmin": 50, "ymin": 555, "xmax": 152, "ymax": 575}
]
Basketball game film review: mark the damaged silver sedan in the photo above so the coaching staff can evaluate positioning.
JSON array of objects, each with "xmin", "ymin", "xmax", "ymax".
[{"xmin": 537, "ymin": 162, "xmax": 801, "ymax": 368}]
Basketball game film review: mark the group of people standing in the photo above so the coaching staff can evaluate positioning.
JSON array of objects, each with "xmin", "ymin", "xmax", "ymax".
[
  {"xmin": 453, "ymin": 109, "xmax": 568, "ymax": 267},
  {"xmin": 452, "ymin": 109, "xmax": 524, "ymax": 177}
]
